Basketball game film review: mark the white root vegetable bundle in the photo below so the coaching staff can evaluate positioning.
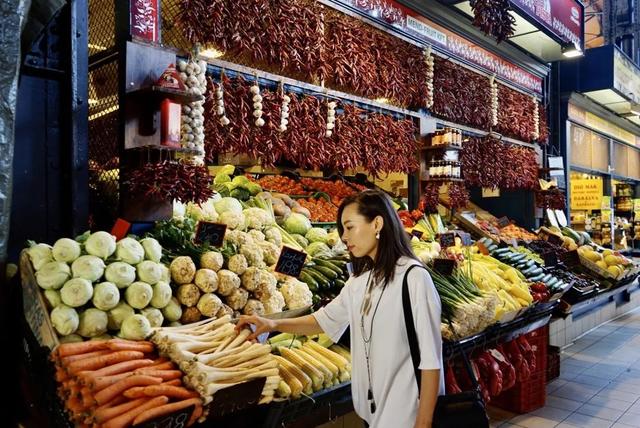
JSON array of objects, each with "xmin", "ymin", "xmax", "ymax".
[
  {"xmin": 177, "ymin": 59, "xmax": 207, "ymax": 165},
  {"xmin": 150, "ymin": 315, "xmax": 279, "ymax": 405}
]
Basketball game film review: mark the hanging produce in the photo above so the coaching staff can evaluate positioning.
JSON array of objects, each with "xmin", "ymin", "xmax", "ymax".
[
  {"xmin": 432, "ymin": 56, "xmax": 492, "ymax": 129},
  {"xmin": 175, "ymin": 0, "xmax": 428, "ymax": 109},
  {"xmin": 125, "ymin": 161, "xmax": 213, "ymax": 204},
  {"xmin": 214, "ymin": 71, "xmax": 230, "ymax": 127},
  {"xmin": 532, "ymin": 96, "xmax": 540, "ymax": 141},
  {"xmin": 448, "ymin": 182, "xmax": 470, "ymax": 210},
  {"xmin": 278, "ymin": 84, "xmax": 291, "ymax": 132},
  {"xmin": 470, "ymin": 0, "xmax": 516, "ymax": 43},
  {"xmin": 325, "ymin": 100, "xmax": 336, "ymax": 138},
  {"xmin": 535, "ymin": 188, "xmax": 567, "ymax": 210},
  {"xmin": 251, "ymin": 80, "xmax": 265, "ymax": 127},
  {"xmin": 538, "ymin": 103, "xmax": 549, "ymax": 144},
  {"xmin": 177, "ymin": 59, "xmax": 207, "ymax": 165},
  {"xmin": 490, "ymin": 75, "xmax": 498, "ymax": 127},
  {"xmin": 424, "ymin": 46, "xmax": 435, "ymax": 108},
  {"xmin": 495, "ymin": 84, "xmax": 536, "ymax": 142}
]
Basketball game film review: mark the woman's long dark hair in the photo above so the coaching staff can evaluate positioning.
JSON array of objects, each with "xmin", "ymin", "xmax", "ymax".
[{"xmin": 337, "ymin": 189, "xmax": 417, "ymax": 286}]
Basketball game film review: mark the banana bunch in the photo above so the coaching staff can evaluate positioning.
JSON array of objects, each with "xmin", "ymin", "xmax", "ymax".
[
  {"xmin": 268, "ymin": 333, "xmax": 352, "ymax": 399},
  {"xmin": 461, "ymin": 252, "xmax": 533, "ymax": 321}
]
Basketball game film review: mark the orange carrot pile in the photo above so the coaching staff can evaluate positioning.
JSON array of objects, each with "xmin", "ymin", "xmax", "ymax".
[{"xmin": 51, "ymin": 339, "xmax": 203, "ymax": 427}]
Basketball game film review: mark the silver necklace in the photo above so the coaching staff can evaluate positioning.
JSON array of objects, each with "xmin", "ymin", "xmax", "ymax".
[{"xmin": 360, "ymin": 270, "xmax": 386, "ymax": 414}]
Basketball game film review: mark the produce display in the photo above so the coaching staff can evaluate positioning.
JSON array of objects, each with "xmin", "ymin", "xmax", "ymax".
[
  {"xmin": 295, "ymin": 196, "xmax": 338, "ymax": 223},
  {"xmin": 27, "ymin": 233, "xmax": 174, "ymax": 342},
  {"xmin": 299, "ymin": 177, "xmax": 366, "ymax": 206},
  {"xmin": 470, "ymin": 0, "xmax": 516, "ymax": 44},
  {"xmin": 152, "ymin": 316, "xmax": 279, "ymax": 405},
  {"xmin": 51, "ymin": 339, "xmax": 202, "ymax": 427}
]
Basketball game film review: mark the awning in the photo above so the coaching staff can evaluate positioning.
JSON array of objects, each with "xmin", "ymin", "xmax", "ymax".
[
  {"xmin": 443, "ymin": 0, "xmax": 584, "ymax": 62},
  {"xmin": 565, "ymin": 45, "xmax": 640, "ymax": 127}
]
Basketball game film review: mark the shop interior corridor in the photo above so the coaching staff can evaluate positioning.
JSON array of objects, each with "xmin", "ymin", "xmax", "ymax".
[{"xmin": 489, "ymin": 308, "xmax": 640, "ymax": 428}]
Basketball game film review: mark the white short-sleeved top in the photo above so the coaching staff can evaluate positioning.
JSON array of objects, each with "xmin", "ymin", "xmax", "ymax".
[{"xmin": 313, "ymin": 257, "xmax": 444, "ymax": 428}]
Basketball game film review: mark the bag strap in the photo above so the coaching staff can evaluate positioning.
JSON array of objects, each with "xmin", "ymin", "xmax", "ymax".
[{"xmin": 402, "ymin": 265, "xmax": 481, "ymax": 394}]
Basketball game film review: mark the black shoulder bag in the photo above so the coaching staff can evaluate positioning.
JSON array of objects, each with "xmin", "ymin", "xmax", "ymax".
[{"xmin": 402, "ymin": 265, "xmax": 489, "ymax": 428}]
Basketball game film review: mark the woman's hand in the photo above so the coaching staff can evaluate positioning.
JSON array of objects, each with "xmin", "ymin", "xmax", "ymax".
[{"xmin": 236, "ymin": 315, "xmax": 278, "ymax": 341}]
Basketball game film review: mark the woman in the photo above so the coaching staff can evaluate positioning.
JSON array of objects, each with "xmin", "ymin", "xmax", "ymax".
[{"xmin": 237, "ymin": 189, "xmax": 444, "ymax": 427}]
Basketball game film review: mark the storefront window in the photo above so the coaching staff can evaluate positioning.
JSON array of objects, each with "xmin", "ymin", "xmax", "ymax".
[
  {"xmin": 613, "ymin": 142, "xmax": 629, "ymax": 177},
  {"xmin": 570, "ymin": 123, "xmax": 593, "ymax": 169}
]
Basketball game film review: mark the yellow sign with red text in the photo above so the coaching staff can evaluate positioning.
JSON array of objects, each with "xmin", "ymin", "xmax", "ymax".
[{"xmin": 570, "ymin": 179, "xmax": 603, "ymax": 210}]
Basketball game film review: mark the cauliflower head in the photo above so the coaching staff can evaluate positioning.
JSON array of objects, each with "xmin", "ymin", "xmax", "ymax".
[
  {"xmin": 243, "ymin": 207, "xmax": 274, "ymax": 230},
  {"xmin": 264, "ymin": 227, "xmax": 282, "ymax": 247},
  {"xmin": 280, "ymin": 277, "xmax": 313, "ymax": 309},
  {"xmin": 262, "ymin": 290, "xmax": 286, "ymax": 315},
  {"xmin": 258, "ymin": 241, "xmax": 281, "ymax": 266},
  {"xmin": 217, "ymin": 269, "xmax": 241, "ymax": 296},
  {"xmin": 240, "ymin": 244, "xmax": 265, "ymax": 267}
]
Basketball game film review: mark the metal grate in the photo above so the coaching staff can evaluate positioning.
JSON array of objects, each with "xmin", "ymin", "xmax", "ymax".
[
  {"xmin": 161, "ymin": 0, "xmax": 192, "ymax": 53},
  {"xmin": 88, "ymin": 0, "xmax": 115, "ymax": 56},
  {"xmin": 88, "ymin": 60, "xmax": 120, "ymax": 230}
]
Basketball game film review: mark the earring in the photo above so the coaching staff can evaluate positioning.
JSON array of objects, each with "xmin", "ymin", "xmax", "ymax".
[{"xmin": 375, "ymin": 232, "xmax": 380, "ymax": 240}]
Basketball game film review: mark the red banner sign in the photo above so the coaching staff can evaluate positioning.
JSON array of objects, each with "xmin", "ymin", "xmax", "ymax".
[
  {"xmin": 329, "ymin": 0, "xmax": 544, "ymax": 94},
  {"xmin": 511, "ymin": 0, "xmax": 582, "ymax": 45},
  {"xmin": 130, "ymin": 0, "xmax": 159, "ymax": 42}
]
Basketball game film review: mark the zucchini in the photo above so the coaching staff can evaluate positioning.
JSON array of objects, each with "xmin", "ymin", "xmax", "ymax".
[
  {"xmin": 524, "ymin": 267, "xmax": 543, "ymax": 277},
  {"xmin": 494, "ymin": 248, "xmax": 511, "ymax": 255},
  {"xmin": 529, "ymin": 273, "xmax": 545, "ymax": 282},
  {"xmin": 327, "ymin": 259, "xmax": 348, "ymax": 268},
  {"xmin": 540, "ymin": 274, "xmax": 553, "ymax": 284},
  {"xmin": 334, "ymin": 279, "xmax": 346, "ymax": 289},
  {"xmin": 487, "ymin": 244, "xmax": 498, "ymax": 252},
  {"xmin": 510, "ymin": 254, "xmax": 527, "ymax": 263},
  {"xmin": 313, "ymin": 266, "xmax": 339, "ymax": 280},
  {"xmin": 303, "ymin": 268, "xmax": 330, "ymax": 288},
  {"xmin": 299, "ymin": 271, "xmax": 319, "ymax": 292},
  {"xmin": 313, "ymin": 259, "xmax": 344, "ymax": 275},
  {"xmin": 546, "ymin": 277, "xmax": 559, "ymax": 287}
]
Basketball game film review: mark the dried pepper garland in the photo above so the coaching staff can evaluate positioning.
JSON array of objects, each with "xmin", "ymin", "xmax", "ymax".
[
  {"xmin": 537, "ymin": 103, "xmax": 549, "ymax": 144},
  {"xmin": 470, "ymin": 0, "xmax": 516, "ymax": 43},
  {"xmin": 176, "ymin": 0, "xmax": 429, "ymax": 109},
  {"xmin": 125, "ymin": 161, "xmax": 213, "ymax": 204},
  {"xmin": 495, "ymin": 84, "xmax": 536, "ymax": 142},
  {"xmin": 421, "ymin": 182, "xmax": 440, "ymax": 213},
  {"xmin": 536, "ymin": 188, "xmax": 566, "ymax": 210},
  {"xmin": 203, "ymin": 76, "xmax": 419, "ymax": 176},
  {"xmin": 432, "ymin": 56, "xmax": 492, "ymax": 129},
  {"xmin": 448, "ymin": 182, "xmax": 470, "ymax": 210}
]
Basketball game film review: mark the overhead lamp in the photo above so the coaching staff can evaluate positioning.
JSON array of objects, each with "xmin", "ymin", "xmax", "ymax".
[{"xmin": 561, "ymin": 41, "xmax": 583, "ymax": 58}]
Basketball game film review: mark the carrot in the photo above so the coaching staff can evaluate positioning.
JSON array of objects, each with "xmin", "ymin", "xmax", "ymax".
[
  {"xmin": 95, "ymin": 375, "xmax": 163, "ymax": 406},
  {"xmin": 81, "ymin": 386, "xmax": 94, "ymax": 408},
  {"xmin": 141, "ymin": 385, "xmax": 199, "ymax": 399},
  {"xmin": 93, "ymin": 397, "xmax": 148, "ymax": 424},
  {"xmin": 103, "ymin": 396, "xmax": 169, "ymax": 428},
  {"xmin": 66, "ymin": 396, "xmax": 86, "ymax": 416},
  {"xmin": 90, "ymin": 372, "xmax": 134, "ymax": 391},
  {"xmin": 56, "ymin": 341, "xmax": 110, "ymax": 358},
  {"xmin": 187, "ymin": 403, "xmax": 203, "ymax": 427},
  {"xmin": 107, "ymin": 339, "xmax": 154, "ymax": 353},
  {"xmin": 80, "ymin": 358, "xmax": 155, "ymax": 380},
  {"xmin": 133, "ymin": 369, "xmax": 182, "ymax": 381},
  {"xmin": 67, "ymin": 351, "xmax": 145, "ymax": 374},
  {"xmin": 132, "ymin": 397, "xmax": 202, "ymax": 426},
  {"xmin": 162, "ymin": 379, "xmax": 182, "ymax": 387},
  {"xmin": 61, "ymin": 349, "xmax": 113, "ymax": 366},
  {"xmin": 140, "ymin": 361, "xmax": 174, "ymax": 371},
  {"xmin": 123, "ymin": 386, "xmax": 146, "ymax": 399},
  {"xmin": 55, "ymin": 367, "xmax": 69, "ymax": 382},
  {"xmin": 93, "ymin": 394, "xmax": 127, "ymax": 415}
]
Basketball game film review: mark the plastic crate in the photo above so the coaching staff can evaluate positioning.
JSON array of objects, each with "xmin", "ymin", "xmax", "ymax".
[
  {"xmin": 547, "ymin": 345, "xmax": 560, "ymax": 382},
  {"xmin": 491, "ymin": 326, "xmax": 548, "ymax": 413}
]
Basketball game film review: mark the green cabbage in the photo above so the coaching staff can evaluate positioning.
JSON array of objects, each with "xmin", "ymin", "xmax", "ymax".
[
  {"xmin": 120, "ymin": 314, "xmax": 152, "ymax": 340},
  {"xmin": 125, "ymin": 281, "xmax": 153, "ymax": 309},
  {"xmin": 108, "ymin": 302, "xmax": 135, "ymax": 330},
  {"xmin": 284, "ymin": 213, "xmax": 312, "ymax": 235},
  {"xmin": 36, "ymin": 261, "xmax": 71, "ymax": 290},
  {"xmin": 71, "ymin": 255, "xmax": 106, "ymax": 282},
  {"xmin": 76, "ymin": 308, "xmax": 108, "ymax": 338},
  {"xmin": 60, "ymin": 278, "xmax": 93, "ymax": 307},
  {"xmin": 92, "ymin": 282, "xmax": 120, "ymax": 311},
  {"xmin": 214, "ymin": 197, "xmax": 243, "ymax": 216},
  {"xmin": 105, "ymin": 262, "xmax": 136, "ymax": 288},
  {"xmin": 51, "ymin": 305, "xmax": 79, "ymax": 336},
  {"xmin": 85, "ymin": 231, "xmax": 116, "ymax": 259},
  {"xmin": 116, "ymin": 237, "xmax": 145, "ymax": 265},
  {"xmin": 305, "ymin": 228, "xmax": 328, "ymax": 244},
  {"xmin": 52, "ymin": 238, "xmax": 81, "ymax": 263}
]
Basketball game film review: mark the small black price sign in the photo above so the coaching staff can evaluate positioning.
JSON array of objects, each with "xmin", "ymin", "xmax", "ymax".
[
  {"xmin": 411, "ymin": 229, "xmax": 424, "ymax": 239},
  {"xmin": 457, "ymin": 231, "xmax": 472, "ymax": 246},
  {"xmin": 497, "ymin": 217, "xmax": 511, "ymax": 228},
  {"xmin": 137, "ymin": 406, "xmax": 193, "ymax": 428},
  {"xmin": 562, "ymin": 250, "xmax": 580, "ymax": 267},
  {"xmin": 275, "ymin": 246, "xmax": 308, "ymax": 278},
  {"xmin": 195, "ymin": 222, "xmax": 227, "ymax": 247},
  {"xmin": 438, "ymin": 232, "xmax": 456, "ymax": 248},
  {"xmin": 544, "ymin": 252, "xmax": 558, "ymax": 268},
  {"xmin": 433, "ymin": 258, "xmax": 456, "ymax": 276}
]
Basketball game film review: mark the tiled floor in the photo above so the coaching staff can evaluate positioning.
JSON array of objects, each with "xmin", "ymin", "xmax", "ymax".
[{"xmin": 489, "ymin": 308, "xmax": 640, "ymax": 428}]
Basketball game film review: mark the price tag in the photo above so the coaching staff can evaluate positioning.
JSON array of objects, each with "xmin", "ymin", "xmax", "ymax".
[
  {"xmin": 111, "ymin": 218, "xmax": 131, "ymax": 241},
  {"xmin": 438, "ymin": 232, "xmax": 456, "ymax": 248},
  {"xmin": 433, "ymin": 258, "xmax": 456, "ymax": 275},
  {"xmin": 497, "ymin": 217, "xmax": 511, "ymax": 228},
  {"xmin": 137, "ymin": 406, "xmax": 193, "ymax": 428},
  {"xmin": 206, "ymin": 377, "xmax": 266, "ymax": 418},
  {"xmin": 561, "ymin": 250, "xmax": 580, "ymax": 267},
  {"xmin": 457, "ymin": 231, "xmax": 472, "ymax": 246},
  {"xmin": 543, "ymin": 252, "xmax": 558, "ymax": 267},
  {"xmin": 411, "ymin": 229, "xmax": 424, "ymax": 239},
  {"xmin": 275, "ymin": 246, "xmax": 308, "ymax": 278},
  {"xmin": 194, "ymin": 222, "xmax": 227, "ymax": 247},
  {"xmin": 476, "ymin": 241, "xmax": 490, "ymax": 255}
]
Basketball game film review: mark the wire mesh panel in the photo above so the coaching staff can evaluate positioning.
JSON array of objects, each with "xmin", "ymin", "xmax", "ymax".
[
  {"xmin": 88, "ymin": 60, "xmax": 119, "ymax": 230},
  {"xmin": 161, "ymin": 0, "xmax": 192, "ymax": 53},
  {"xmin": 89, "ymin": 0, "xmax": 116, "ymax": 56}
]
